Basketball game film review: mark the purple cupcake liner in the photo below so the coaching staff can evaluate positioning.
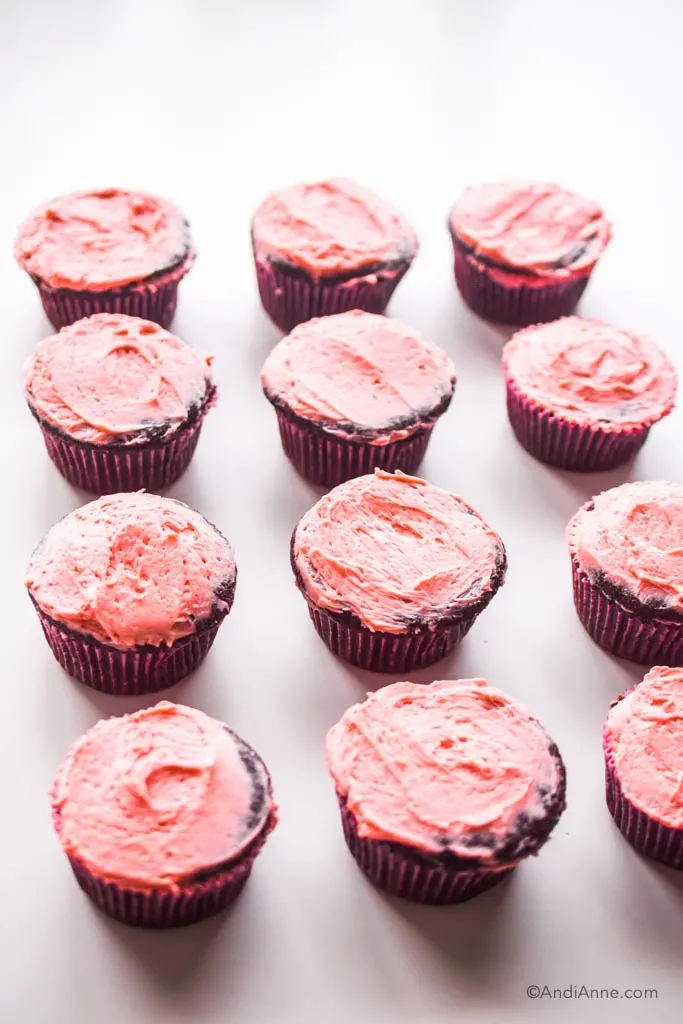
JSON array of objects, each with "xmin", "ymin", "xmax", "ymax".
[
  {"xmin": 338, "ymin": 796, "xmax": 511, "ymax": 904},
  {"xmin": 39, "ymin": 418, "xmax": 204, "ymax": 494},
  {"xmin": 274, "ymin": 409, "xmax": 433, "ymax": 488},
  {"xmin": 34, "ymin": 253, "xmax": 195, "ymax": 331},
  {"xmin": 604, "ymin": 741, "xmax": 683, "ymax": 868},
  {"xmin": 505, "ymin": 375, "xmax": 649, "ymax": 471},
  {"xmin": 452, "ymin": 242, "xmax": 589, "ymax": 326},
  {"xmin": 35, "ymin": 607, "xmax": 226, "ymax": 695},
  {"xmin": 305, "ymin": 603, "xmax": 477, "ymax": 673},
  {"xmin": 571, "ymin": 555, "xmax": 683, "ymax": 666},
  {"xmin": 254, "ymin": 257, "xmax": 410, "ymax": 334}
]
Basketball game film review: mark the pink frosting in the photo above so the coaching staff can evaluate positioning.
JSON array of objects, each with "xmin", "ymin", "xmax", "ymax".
[
  {"xmin": 605, "ymin": 667, "xmax": 683, "ymax": 828},
  {"xmin": 26, "ymin": 493, "xmax": 236, "ymax": 648},
  {"xmin": 53, "ymin": 702, "xmax": 274, "ymax": 891},
  {"xmin": 567, "ymin": 481, "xmax": 683, "ymax": 613},
  {"xmin": 261, "ymin": 310, "xmax": 455, "ymax": 443},
  {"xmin": 15, "ymin": 188, "xmax": 193, "ymax": 291},
  {"xmin": 251, "ymin": 178, "xmax": 418, "ymax": 275},
  {"xmin": 293, "ymin": 470, "xmax": 504, "ymax": 633},
  {"xmin": 503, "ymin": 317, "xmax": 677, "ymax": 428},
  {"xmin": 327, "ymin": 678, "xmax": 561, "ymax": 858},
  {"xmin": 449, "ymin": 180, "xmax": 612, "ymax": 278},
  {"xmin": 25, "ymin": 314, "xmax": 214, "ymax": 444}
]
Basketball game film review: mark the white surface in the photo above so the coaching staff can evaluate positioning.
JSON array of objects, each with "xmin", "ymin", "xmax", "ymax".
[{"xmin": 1, "ymin": 1, "xmax": 682, "ymax": 1022}]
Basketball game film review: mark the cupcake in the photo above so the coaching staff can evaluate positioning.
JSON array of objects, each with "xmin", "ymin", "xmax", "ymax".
[
  {"xmin": 251, "ymin": 178, "xmax": 418, "ymax": 332},
  {"xmin": 261, "ymin": 310, "xmax": 456, "ymax": 487},
  {"xmin": 14, "ymin": 188, "xmax": 196, "ymax": 329},
  {"xmin": 327, "ymin": 679, "xmax": 566, "ymax": 903},
  {"xmin": 448, "ymin": 181, "xmax": 612, "ymax": 325},
  {"xmin": 603, "ymin": 667, "xmax": 683, "ymax": 868},
  {"xmin": 25, "ymin": 313, "xmax": 216, "ymax": 493},
  {"xmin": 52, "ymin": 701, "xmax": 277, "ymax": 927},
  {"xmin": 291, "ymin": 470, "xmax": 506, "ymax": 672},
  {"xmin": 567, "ymin": 481, "xmax": 683, "ymax": 665},
  {"xmin": 26, "ymin": 493, "xmax": 237, "ymax": 694},
  {"xmin": 502, "ymin": 317, "xmax": 676, "ymax": 471}
]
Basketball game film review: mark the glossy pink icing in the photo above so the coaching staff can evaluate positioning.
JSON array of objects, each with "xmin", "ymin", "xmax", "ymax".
[
  {"xmin": 327, "ymin": 678, "xmax": 561, "ymax": 858},
  {"xmin": 605, "ymin": 667, "xmax": 683, "ymax": 828},
  {"xmin": 567, "ymin": 481, "xmax": 683, "ymax": 613},
  {"xmin": 449, "ymin": 180, "xmax": 612, "ymax": 277},
  {"xmin": 261, "ymin": 310, "xmax": 455, "ymax": 443},
  {"xmin": 26, "ymin": 493, "xmax": 236, "ymax": 648},
  {"xmin": 293, "ymin": 470, "xmax": 504, "ymax": 633},
  {"xmin": 53, "ymin": 702, "xmax": 274, "ymax": 891},
  {"xmin": 25, "ymin": 313, "xmax": 214, "ymax": 444},
  {"xmin": 503, "ymin": 317, "xmax": 676, "ymax": 428},
  {"xmin": 15, "ymin": 188, "xmax": 193, "ymax": 291},
  {"xmin": 252, "ymin": 178, "xmax": 418, "ymax": 275}
]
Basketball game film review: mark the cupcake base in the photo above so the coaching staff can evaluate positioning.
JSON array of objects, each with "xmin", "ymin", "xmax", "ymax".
[
  {"xmin": 254, "ymin": 257, "xmax": 411, "ymax": 334},
  {"xmin": 305, "ymin": 602, "xmax": 478, "ymax": 673},
  {"xmin": 274, "ymin": 408, "xmax": 433, "ymax": 488},
  {"xmin": 33, "ymin": 252, "xmax": 195, "ymax": 330},
  {"xmin": 339, "ymin": 796, "xmax": 512, "ymax": 903},
  {"xmin": 452, "ymin": 240, "xmax": 589, "ymax": 326},
  {"xmin": 35, "ymin": 390, "xmax": 213, "ymax": 494},
  {"xmin": 604, "ymin": 742, "xmax": 683, "ymax": 868},
  {"xmin": 34, "ymin": 604, "xmax": 229, "ymax": 695},
  {"xmin": 571, "ymin": 555, "xmax": 683, "ymax": 666},
  {"xmin": 56, "ymin": 809, "xmax": 276, "ymax": 928},
  {"xmin": 505, "ymin": 376, "xmax": 649, "ymax": 472}
]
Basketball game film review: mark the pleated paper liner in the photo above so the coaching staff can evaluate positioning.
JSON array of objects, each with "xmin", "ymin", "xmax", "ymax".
[
  {"xmin": 505, "ymin": 375, "xmax": 649, "ymax": 471},
  {"xmin": 274, "ymin": 408, "xmax": 433, "ymax": 488},
  {"xmin": 254, "ymin": 256, "xmax": 411, "ymax": 333},
  {"xmin": 34, "ymin": 604, "xmax": 230, "ymax": 695},
  {"xmin": 34, "ymin": 251, "xmax": 195, "ymax": 330},
  {"xmin": 570, "ymin": 555, "xmax": 683, "ymax": 666},
  {"xmin": 604, "ymin": 740, "xmax": 683, "ymax": 868},
  {"xmin": 304, "ymin": 602, "xmax": 478, "ymax": 673},
  {"xmin": 451, "ymin": 238, "xmax": 590, "ymax": 326},
  {"xmin": 338, "ymin": 796, "xmax": 512, "ymax": 904}
]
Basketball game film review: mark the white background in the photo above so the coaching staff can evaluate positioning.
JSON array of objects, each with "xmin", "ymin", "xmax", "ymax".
[{"xmin": 1, "ymin": 1, "xmax": 682, "ymax": 1022}]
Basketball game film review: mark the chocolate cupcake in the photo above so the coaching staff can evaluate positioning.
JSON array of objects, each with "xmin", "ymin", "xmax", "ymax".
[
  {"xmin": 14, "ymin": 188, "xmax": 196, "ymax": 329},
  {"xmin": 261, "ymin": 310, "xmax": 456, "ymax": 487},
  {"xmin": 448, "ymin": 181, "xmax": 612, "ymax": 325},
  {"xmin": 52, "ymin": 701, "xmax": 277, "ymax": 927},
  {"xmin": 25, "ymin": 313, "xmax": 216, "ymax": 493},
  {"xmin": 291, "ymin": 470, "xmax": 506, "ymax": 672},
  {"xmin": 251, "ymin": 178, "xmax": 418, "ymax": 332},
  {"xmin": 603, "ymin": 667, "xmax": 683, "ymax": 868},
  {"xmin": 503, "ymin": 317, "xmax": 676, "ymax": 471},
  {"xmin": 567, "ymin": 481, "xmax": 683, "ymax": 665},
  {"xmin": 327, "ymin": 679, "xmax": 566, "ymax": 903},
  {"xmin": 26, "ymin": 493, "xmax": 237, "ymax": 694}
]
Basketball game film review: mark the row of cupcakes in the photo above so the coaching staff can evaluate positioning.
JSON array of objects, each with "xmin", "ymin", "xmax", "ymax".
[
  {"xmin": 25, "ymin": 474, "xmax": 683, "ymax": 699},
  {"xmin": 24, "ymin": 307, "xmax": 677, "ymax": 496},
  {"xmin": 14, "ymin": 178, "xmax": 611, "ymax": 335},
  {"xmin": 50, "ymin": 663, "xmax": 683, "ymax": 929}
]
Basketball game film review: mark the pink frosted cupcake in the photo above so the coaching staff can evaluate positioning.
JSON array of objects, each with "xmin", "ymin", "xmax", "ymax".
[
  {"xmin": 26, "ymin": 493, "xmax": 237, "ymax": 694},
  {"xmin": 261, "ymin": 310, "xmax": 456, "ymax": 487},
  {"xmin": 327, "ymin": 679, "xmax": 566, "ymax": 904},
  {"xmin": 52, "ymin": 701, "xmax": 277, "ymax": 927},
  {"xmin": 25, "ymin": 313, "xmax": 216, "ymax": 493},
  {"xmin": 567, "ymin": 481, "xmax": 683, "ymax": 665},
  {"xmin": 251, "ymin": 178, "xmax": 418, "ymax": 332},
  {"xmin": 14, "ymin": 188, "xmax": 195, "ymax": 329},
  {"xmin": 602, "ymin": 667, "xmax": 683, "ymax": 868},
  {"xmin": 291, "ymin": 470, "xmax": 506, "ymax": 672},
  {"xmin": 603, "ymin": 667, "xmax": 683, "ymax": 868},
  {"xmin": 448, "ymin": 181, "xmax": 612, "ymax": 325},
  {"xmin": 502, "ymin": 317, "xmax": 676, "ymax": 471}
]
